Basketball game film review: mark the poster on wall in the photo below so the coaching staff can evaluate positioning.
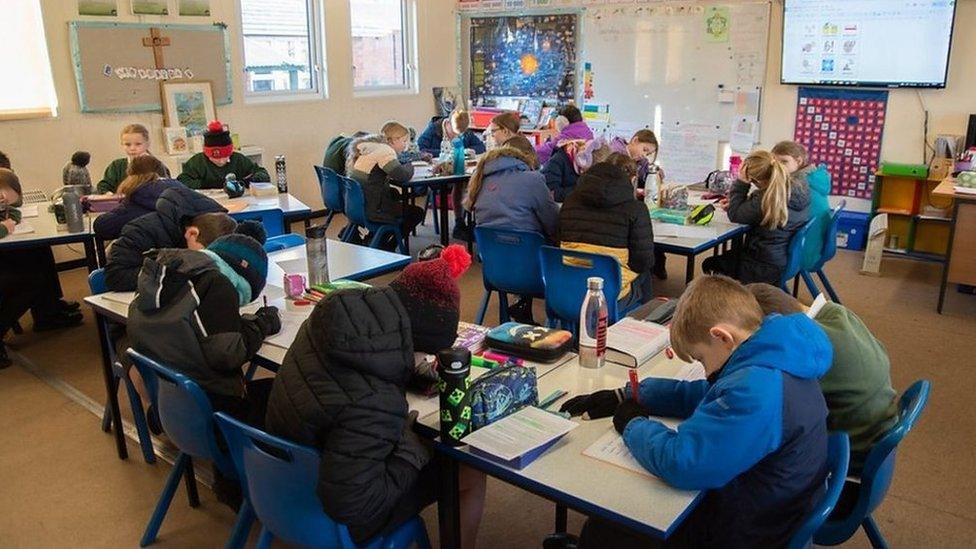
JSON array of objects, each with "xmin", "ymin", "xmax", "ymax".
[
  {"xmin": 131, "ymin": 0, "xmax": 168, "ymax": 15},
  {"xmin": 469, "ymin": 14, "xmax": 578, "ymax": 102},
  {"xmin": 179, "ymin": 0, "xmax": 211, "ymax": 16},
  {"xmin": 793, "ymin": 87, "xmax": 888, "ymax": 200},
  {"xmin": 79, "ymin": 0, "xmax": 118, "ymax": 16}
]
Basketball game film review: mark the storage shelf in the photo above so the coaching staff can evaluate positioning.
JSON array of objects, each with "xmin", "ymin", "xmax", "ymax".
[
  {"xmin": 876, "ymin": 207, "xmax": 913, "ymax": 216},
  {"xmin": 882, "ymin": 248, "xmax": 946, "ymax": 263},
  {"xmin": 915, "ymin": 215, "xmax": 952, "ymax": 223}
]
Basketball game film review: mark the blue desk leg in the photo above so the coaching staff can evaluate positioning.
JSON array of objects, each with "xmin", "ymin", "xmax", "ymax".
[
  {"xmin": 95, "ymin": 311, "xmax": 128, "ymax": 460},
  {"xmin": 437, "ymin": 453, "xmax": 462, "ymax": 549}
]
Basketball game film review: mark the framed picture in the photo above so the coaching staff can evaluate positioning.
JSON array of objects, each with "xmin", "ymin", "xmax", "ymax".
[
  {"xmin": 163, "ymin": 127, "xmax": 189, "ymax": 154},
  {"xmin": 160, "ymin": 80, "xmax": 216, "ymax": 137}
]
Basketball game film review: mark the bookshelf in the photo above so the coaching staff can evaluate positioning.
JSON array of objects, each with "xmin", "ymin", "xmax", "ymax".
[{"xmin": 871, "ymin": 171, "xmax": 953, "ymax": 261}]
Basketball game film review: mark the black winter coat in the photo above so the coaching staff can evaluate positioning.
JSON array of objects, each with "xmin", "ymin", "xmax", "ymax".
[
  {"xmin": 727, "ymin": 179, "xmax": 811, "ymax": 284},
  {"xmin": 558, "ymin": 163, "xmax": 655, "ymax": 282},
  {"xmin": 105, "ymin": 186, "xmax": 226, "ymax": 291},
  {"xmin": 542, "ymin": 147, "xmax": 578, "ymax": 203},
  {"xmin": 265, "ymin": 288, "xmax": 431, "ymax": 544}
]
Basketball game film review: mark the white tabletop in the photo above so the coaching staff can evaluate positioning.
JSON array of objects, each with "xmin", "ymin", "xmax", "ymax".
[
  {"xmin": 195, "ymin": 190, "xmax": 312, "ymax": 217},
  {"xmin": 0, "ymin": 202, "xmax": 94, "ymax": 248},
  {"xmin": 652, "ymin": 192, "xmax": 747, "ymax": 254}
]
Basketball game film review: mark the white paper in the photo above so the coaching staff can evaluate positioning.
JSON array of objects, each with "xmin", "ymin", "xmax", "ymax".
[
  {"xmin": 12, "ymin": 222, "xmax": 35, "ymax": 235},
  {"xmin": 263, "ymin": 311, "xmax": 309, "ymax": 349},
  {"xmin": 673, "ymin": 361, "xmax": 707, "ymax": 382},
  {"xmin": 730, "ymin": 117, "xmax": 759, "ymax": 154},
  {"xmin": 658, "ymin": 124, "xmax": 721, "ymax": 184},
  {"xmin": 583, "ymin": 420, "xmax": 681, "ymax": 478},
  {"xmin": 410, "ymin": 395, "xmax": 440, "ymax": 420},
  {"xmin": 652, "ymin": 222, "xmax": 718, "ymax": 240},
  {"xmin": 806, "ymin": 294, "xmax": 828, "ymax": 319},
  {"xmin": 102, "ymin": 292, "xmax": 137, "ymax": 306},
  {"xmin": 19, "ymin": 205, "xmax": 39, "ymax": 218},
  {"xmin": 276, "ymin": 258, "xmax": 308, "ymax": 275},
  {"xmin": 461, "ymin": 406, "xmax": 578, "ymax": 462}
]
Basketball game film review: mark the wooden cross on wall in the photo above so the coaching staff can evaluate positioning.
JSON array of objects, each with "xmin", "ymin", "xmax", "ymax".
[{"xmin": 142, "ymin": 27, "xmax": 171, "ymax": 69}]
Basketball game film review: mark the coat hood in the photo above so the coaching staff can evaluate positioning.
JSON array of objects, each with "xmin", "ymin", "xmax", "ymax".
[
  {"xmin": 556, "ymin": 121, "xmax": 594, "ymax": 144},
  {"xmin": 483, "ymin": 152, "xmax": 532, "ymax": 178},
  {"xmin": 129, "ymin": 178, "xmax": 182, "ymax": 211},
  {"xmin": 306, "ymin": 287, "xmax": 415, "ymax": 385},
  {"xmin": 795, "ymin": 164, "xmax": 832, "ymax": 195},
  {"xmin": 722, "ymin": 313, "xmax": 832, "ymax": 381},
  {"xmin": 572, "ymin": 163, "xmax": 637, "ymax": 208},
  {"xmin": 133, "ymin": 249, "xmax": 218, "ymax": 313},
  {"xmin": 155, "ymin": 185, "xmax": 226, "ymax": 230}
]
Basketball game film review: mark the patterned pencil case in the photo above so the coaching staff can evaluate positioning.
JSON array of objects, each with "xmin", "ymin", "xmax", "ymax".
[
  {"xmin": 485, "ymin": 322, "xmax": 573, "ymax": 363},
  {"xmin": 469, "ymin": 363, "xmax": 538, "ymax": 430}
]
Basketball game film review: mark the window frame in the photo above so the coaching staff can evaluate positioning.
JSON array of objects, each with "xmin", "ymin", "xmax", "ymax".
[
  {"xmin": 349, "ymin": 0, "xmax": 419, "ymax": 97},
  {"xmin": 238, "ymin": 0, "xmax": 328, "ymax": 104}
]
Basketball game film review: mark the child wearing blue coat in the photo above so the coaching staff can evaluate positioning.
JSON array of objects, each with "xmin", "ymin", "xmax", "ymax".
[
  {"xmin": 417, "ymin": 110, "xmax": 486, "ymax": 157},
  {"xmin": 563, "ymin": 275, "xmax": 832, "ymax": 548},
  {"xmin": 773, "ymin": 141, "xmax": 832, "ymax": 269}
]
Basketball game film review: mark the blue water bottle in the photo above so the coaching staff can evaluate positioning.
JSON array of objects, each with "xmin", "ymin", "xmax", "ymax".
[{"xmin": 452, "ymin": 136, "xmax": 465, "ymax": 176}]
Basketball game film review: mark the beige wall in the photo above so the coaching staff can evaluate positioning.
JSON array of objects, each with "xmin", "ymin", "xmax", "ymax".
[{"xmin": 0, "ymin": 0, "xmax": 459, "ymax": 209}]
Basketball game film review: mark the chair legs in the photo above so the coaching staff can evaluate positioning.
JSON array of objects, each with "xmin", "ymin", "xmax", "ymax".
[
  {"xmin": 183, "ymin": 456, "xmax": 200, "ymax": 507},
  {"xmin": 497, "ymin": 292, "xmax": 510, "ymax": 324},
  {"xmin": 817, "ymin": 270, "xmax": 842, "ymax": 303},
  {"xmin": 102, "ymin": 364, "xmax": 156, "ymax": 463},
  {"xmin": 141, "ymin": 453, "xmax": 191, "ymax": 546},
  {"xmin": 792, "ymin": 276, "xmax": 800, "ymax": 297},
  {"xmin": 800, "ymin": 271, "xmax": 822, "ymax": 300},
  {"xmin": 226, "ymin": 499, "xmax": 255, "ymax": 549},
  {"xmin": 862, "ymin": 515, "xmax": 888, "ymax": 549},
  {"xmin": 475, "ymin": 290, "xmax": 491, "ymax": 325},
  {"xmin": 256, "ymin": 527, "xmax": 274, "ymax": 549}
]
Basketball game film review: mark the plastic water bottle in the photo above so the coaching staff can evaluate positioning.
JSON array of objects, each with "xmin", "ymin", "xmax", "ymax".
[
  {"xmin": 275, "ymin": 155, "xmax": 288, "ymax": 193},
  {"xmin": 439, "ymin": 137, "xmax": 453, "ymax": 161},
  {"xmin": 729, "ymin": 155, "xmax": 743, "ymax": 181},
  {"xmin": 62, "ymin": 186, "xmax": 85, "ymax": 233},
  {"xmin": 452, "ymin": 136, "xmax": 465, "ymax": 176},
  {"xmin": 579, "ymin": 277, "xmax": 608, "ymax": 369},
  {"xmin": 305, "ymin": 225, "xmax": 329, "ymax": 286},
  {"xmin": 438, "ymin": 347, "xmax": 472, "ymax": 446},
  {"xmin": 644, "ymin": 165, "xmax": 662, "ymax": 209}
]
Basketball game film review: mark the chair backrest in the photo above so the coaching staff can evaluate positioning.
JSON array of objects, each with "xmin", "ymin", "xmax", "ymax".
[
  {"xmin": 315, "ymin": 165, "xmax": 345, "ymax": 213},
  {"xmin": 781, "ymin": 216, "xmax": 819, "ymax": 287},
  {"xmin": 475, "ymin": 227, "xmax": 546, "ymax": 298},
  {"xmin": 88, "ymin": 268, "xmax": 107, "ymax": 295},
  {"xmin": 787, "ymin": 432, "xmax": 850, "ymax": 549},
  {"xmin": 214, "ymin": 413, "xmax": 352, "ymax": 548},
  {"xmin": 340, "ymin": 176, "xmax": 369, "ymax": 227},
  {"xmin": 540, "ymin": 246, "xmax": 624, "ymax": 330},
  {"xmin": 811, "ymin": 200, "xmax": 847, "ymax": 271},
  {"xmin": 231, "ymin": 208, "xmax": 286, "ymax": 238},
  {"xmin": 264, "ymin": 233, "xmax": 307, "ymax": 253},
  {"xmin": 126, "ymin": 349, "xmax": 235, "ymax": 476}
]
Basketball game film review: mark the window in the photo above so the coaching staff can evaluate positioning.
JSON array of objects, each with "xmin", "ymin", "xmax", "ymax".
[
  {"xmin": 240, "ymin": 0, "xmax": 324, "ymax": 99},
  {"xmin": 0, "ymin": 1, "xmax": 58, "ymax": 120},
  {"xmin": 350, "ymin": 0, "xmax": 417, "ymax": 93}
]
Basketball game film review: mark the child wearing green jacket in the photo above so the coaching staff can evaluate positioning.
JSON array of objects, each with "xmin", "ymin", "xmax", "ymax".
[
  {"xmin": 774, "ymin": 141, "xmax": 832, "ymax": 269},
  {"xmin": 748, "ymin": 283, "xmax": 898, "ymax": 475},
  {"xmin": 177, "ymin": 121, "xmax": 270, "ymax": 190}
]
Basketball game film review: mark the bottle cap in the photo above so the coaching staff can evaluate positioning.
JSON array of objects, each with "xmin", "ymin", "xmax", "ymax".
[{"xmin": 587, "ymin": 277, "xmax": 604, "ymax": 290}]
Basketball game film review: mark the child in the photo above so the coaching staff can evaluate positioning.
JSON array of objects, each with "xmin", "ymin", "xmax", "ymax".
[
  {"xmin": 417, "ymin": 109, "xmax": 486, "ymax": 157},
  {"xmin": 536, "ymin": 105, "xmax": 593, "ymax": 165},
  {"xmin": 557, "ymin": 153, "xmax": 654, "ymax": 302},
  {"xmin": 485, "ymin": 111, "xmax": 521, "ymax": 149},
  {"xmin": 177, "ymin": 121, "xmax": 270, "ymax": 190},
  {"xmin": 322, "ymin": 131, "xmax": 367, "ymax": 176},
  {"xmin": 92, "ymin": 155, "xmax": 182, "ymax": 240},
  {"xmin": 563, "ymin": 275, "xmax": 832, "ymax": 548},
  {"xmin": 98, "ymin": 124, "xmax": 162, "ymax": 194},
  {"xmin": 104, "ymin": 185, "xmax": 234, "ymax": 291},
  {"xmin": 543, "ymin": 137, "xmax": 610, "ymax": 203},
  {"xmin": 347, "ymin": 124, "xmax": 424, "ymax": 250},
  {"xmin": 747, "ymin": 283, "xmax": 897, "ymax": 476},
  {"xmin": 702, "ymin": 150, "xmax": 810, "ymax": 285},
  {"xmin": 772, "ymin": 140, "xmax": 832, "ymax": 269},
  {"xmin": 267, "ymin": 254, "xmax": 485, "ymax": 548},
  {"xmin": 63, "ymin": 151, "xmax": 93, "ymax": 194}
]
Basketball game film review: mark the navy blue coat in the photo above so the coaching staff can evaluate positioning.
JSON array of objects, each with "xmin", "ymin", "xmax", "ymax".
[
  {"xmin": 542, "ymin": 147, "xmax": 578, "ymax": 203},
  {"xmin": 93, "ymin": 178, "xmax": 183, "ymax": 240},
  {"xmin": 416, "ymin": 116, "xmax": 486, "ymax": 157}
]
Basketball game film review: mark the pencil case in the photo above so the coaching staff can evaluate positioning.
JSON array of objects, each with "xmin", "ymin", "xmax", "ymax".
[
  {"xmin": 469, "ymin": 362, "xmax": 538, "ymax": 430},
  {"xmin": 485, "ymin": 322, "xmax": 573, "ymax": 363}
]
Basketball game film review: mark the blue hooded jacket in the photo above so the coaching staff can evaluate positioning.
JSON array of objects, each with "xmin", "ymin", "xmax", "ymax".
[
  {"xmin": 797, "ymin": 164, "xmax": 833, "ymax": 269},
  {"xmin": 417, "ymin": 116, "xmax": 486, "ymax": 157},
  {"xmin": 624, "ymin": 313, "xmax": 832, "ymax": 547},
  {"xmin": 471, "ymin": 152, "xmax": 559, "ymax": 242}
]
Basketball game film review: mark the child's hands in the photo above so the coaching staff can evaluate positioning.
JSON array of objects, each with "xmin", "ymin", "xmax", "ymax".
[
  {"xmin": 559, "ymin": 388, "xmax": 625, "ymax": 419},
  {"xmin": 613, "ymin": 399, "xmax": 650, "ymax": 434},
  {"xmin": 2, "ymin": 218, "xmax": 16, "ymax": 235},
  {"xmin": 254, "ymin": 306, "xmax": 281, "ymax": 336}
]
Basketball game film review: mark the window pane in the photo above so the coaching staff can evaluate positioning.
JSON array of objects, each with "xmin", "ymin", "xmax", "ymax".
[
  {"xmin": 350, "ymin": 0, "xmax": 406, "ymax": 88},
  {"xmin": 241, "ymin": 0, "xmax": 314, "ymax": 93},
  {"xmin": 0, "ymin": 1, "xmax": 58, "ymax": 117}
]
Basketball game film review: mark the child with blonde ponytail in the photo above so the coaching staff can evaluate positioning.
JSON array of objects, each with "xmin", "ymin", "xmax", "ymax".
[{"xmin": 702, "ymin": 150, "xmax": 810, "ymax": 285}]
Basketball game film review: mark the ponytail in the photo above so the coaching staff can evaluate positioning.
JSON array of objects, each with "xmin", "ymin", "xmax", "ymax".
[{"xmin": 743, "ymin": 150, "xmax": 791, "ymax": 229}]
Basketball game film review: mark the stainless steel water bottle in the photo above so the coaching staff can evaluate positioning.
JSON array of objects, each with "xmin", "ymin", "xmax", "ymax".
[
  {"xmin": 62, "ymin": 186, "xmax": 85, "ymax": 233},
  {"xmin": 275, "ymin": 155, "xmax": 288, "ymax": 193},
  {"xmin": 305, "ymin": 225, "xmax": 329, "ymax": 286}
]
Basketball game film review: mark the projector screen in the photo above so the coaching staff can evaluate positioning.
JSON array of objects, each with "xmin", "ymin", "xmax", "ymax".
[{"xmin": 782, "ymin": 0, "xmax": 957, "ymax": 88}]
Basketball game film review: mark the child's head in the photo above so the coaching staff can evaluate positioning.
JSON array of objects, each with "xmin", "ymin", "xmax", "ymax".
[
  {"xmin": 120, "ymin": 124, "xmax": 150, "ymax": 160},
  {"xmin": 559, "ymin": 105, "xmax": 583, "ymax": 124},
  {"xmin": 465, "ymin": 144, "xmax": 539, "ymax": 210},
  {"xmin": 628, "ymin": 129, "xmax": 659, "ymax": 162},
  {"xmin": 207, "ymin": 233, "xmax": 269, "ymax": 305},
  {"xmin": 574, "ymin": 138, "xmax": 611, "ymax": 173},
  {"xmin": 503, "ymin": 134, "xmax": 539, "ymax": 168},
  {"xmin": 184, "ymin": 212, "xmax": 237, "ymax": 250},
  {"xmin": 0, "ymin": 150, "xmax": 10, "ymax": 170},
  {"xmin": 670, "ymin": 275, "xmax": 764, "ymax": 375},
  {"xmin": 771, "ymin": 141, "xmax": 809, "ymax": 174},
  {"xmin": 381, "ymin": 121, "xmax": 410, "ymax": 154},
  {"xmin": 604, "ymin": 152, "xmax": 638, "ymax": 185},
  {"xmin": 446, "ymin": 110, "xmax": 470, "ymax": 138},
  {"xmin": 741, "ymin": 150, "xmax": 791, "ymax": 230},
  {"xmin": 746, "ymin": 283, "xmax": 807, "ymax": 316},
  {"xmin": 488, "ymin": 112, "xmax": 520, "ymax": 146},
  {"xmin": 0, "ymin": 168, "xmax": 22, "ymax": 208},
  {"xmin": 117, "ymin": 155, "xmax": 167, "ymax": 197},
  {"xmin": 203, "ymin": 120, "xmax": 234, "ymax": 167}
]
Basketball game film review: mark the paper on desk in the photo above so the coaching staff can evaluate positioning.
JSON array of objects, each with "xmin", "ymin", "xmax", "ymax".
[
  {"xmin": 276, "ymin": 258, "xmax": 308, "ymax": 275},
  {"xmin": 13, "ymin": 222, "xmax": 35, "ymax": 235},
  {"xmin": 461, "ymin": 406, "xmax": 578, "ymax": 462},
  {"xmin": 652, "ymin": 222, "xmax": 718, "ymax": 240},
  {"xmin": 583, "ymin": 419, "xmax": 681, "ymax": 479},
  {"xmin": 263, "ymin": 311, "xmax": 309, "ymax": 349},
  {"xmin": 674, "ymin": 361, "xmax": 706, "ymax": 382},
  {"xmin": 102, "ymin": 292, "xmax": 137, "ymax": 306},
  {"xmin": 19, "ymin": 205, "xmax": 39, "ymax": 218}
]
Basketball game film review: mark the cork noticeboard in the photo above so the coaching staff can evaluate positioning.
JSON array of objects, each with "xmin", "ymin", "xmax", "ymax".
[{"xmin": 68, "ymin": 21, "xmax": 232, "ymax": 113}]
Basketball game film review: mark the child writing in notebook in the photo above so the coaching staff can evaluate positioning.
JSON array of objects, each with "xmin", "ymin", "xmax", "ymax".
[
  {"xmin": 772, "ymin": 140, "xmax": 832, "ymax": 269},
  {"xmin": 702, "ymin": 150, "xmax": 810, "ymax": 285},
  {"xmin": 98, "ymin": 124, "xmax": 166, "ymax": 194},
  {"xmin": 92, "ymin": 155, "xmax": 182, "ymax": 240},
  {"xmin": 562, "ymin": 275, "xmax": 832, "ymax": 548},
  {"xmin": 177, "ymin": 121, "xmax": 270, "ymax": 190}
]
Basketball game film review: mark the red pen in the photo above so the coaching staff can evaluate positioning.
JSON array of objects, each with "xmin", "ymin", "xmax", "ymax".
[{"xmin": 629, "ymin": 368, "xmax": 640, "ymax": 401}]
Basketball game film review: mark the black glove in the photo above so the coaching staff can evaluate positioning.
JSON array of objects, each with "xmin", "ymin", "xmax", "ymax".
[
  {"xmin": 253, "ymin": 306, "xmax": 281, "ymax": 336},
  {"xmin": 559, "ymin": 388, "xmax": 625, "ymax": 419},
  {"xmin": 613, "ymin": 399, "xmax": 650, "ymax": 435}
]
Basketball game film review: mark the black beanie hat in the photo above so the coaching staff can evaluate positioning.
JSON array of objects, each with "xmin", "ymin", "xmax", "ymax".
[
  {"xmin": 203, "ymin": 120, "xmax": 234, "ymax": 159},
  {"xmin": 208, "ymin": 233, "xmax": 268, "ymax": 302},
  {"xmin": 235, "ymin": 219, "xmax": 267, "ymax": 245}
]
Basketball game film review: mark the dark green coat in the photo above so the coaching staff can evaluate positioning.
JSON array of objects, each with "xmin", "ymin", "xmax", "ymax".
[
  {"xmin": 97, "ymin": 157, "xmax": 129, "ymax": 194},
  {"xmin": 177, "ymin": 152, "xmax": 270, "ymax": 190}
]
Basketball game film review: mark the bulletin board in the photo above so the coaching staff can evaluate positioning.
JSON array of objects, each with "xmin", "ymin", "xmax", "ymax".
[{"xmin": 68, "ymin": 21, "xmax": 233, "ymax": 113}]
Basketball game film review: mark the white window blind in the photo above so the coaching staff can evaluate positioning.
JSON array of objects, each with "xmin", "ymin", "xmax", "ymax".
[{"xmin": 0, "ymin": 0, "xmax": 58, "ymax": 120}]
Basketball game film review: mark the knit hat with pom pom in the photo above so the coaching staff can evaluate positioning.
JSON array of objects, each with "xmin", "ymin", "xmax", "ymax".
[
  {"xmin": 390, "ymin": 244, "xmax": 472, "ymax": 354},
  {"xmin": 203, "ymin": 120, "xmax": 234, "ymax": 159}
]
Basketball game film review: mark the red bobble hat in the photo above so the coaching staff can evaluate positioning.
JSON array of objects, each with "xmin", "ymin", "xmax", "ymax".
[{"xmin": 203, "ymin": 120, "xmax": 234, "ymax": 159}]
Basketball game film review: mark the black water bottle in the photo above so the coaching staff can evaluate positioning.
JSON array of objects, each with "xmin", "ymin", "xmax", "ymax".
[{"xmin": 438, "ymin": 347, "xmax": 472, "ymax": 446}]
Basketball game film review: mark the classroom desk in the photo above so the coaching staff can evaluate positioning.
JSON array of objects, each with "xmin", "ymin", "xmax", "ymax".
[
  {"xmin": 393, "ymin": 164, "xmax": 472, "ymax": 249},
  {"xmin": 417, "ymin": 353, "xmax": 703, "ymax": 548},
  {"xmin": 0, "ymin": 202, "xmax": 100, "ymax": 271},
  {"xmin": 203, "ymin": 190, "xmax": 314, "ymax": 227},
  {"xmin": 933, "ymin": 178, "xmax": 976, "ymax": 313},
  {"xmin": 83, "ymin": 240, "xmax": 410, "ymax": 460},
  {"xmin": 652, "ymin": 211, "xmax": 748, "ymax": 284}
]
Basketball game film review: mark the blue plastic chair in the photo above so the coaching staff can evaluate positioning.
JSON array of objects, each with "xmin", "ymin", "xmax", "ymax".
[
  {"xmin": 90, "ymin": 268, "xmax": 156, "ymax": 464},
  {"xmin": 800, "ymin": 200, "xmax": 847, "ymax": 304},
  {"xmin": 814, "ymin": 380, "xmax": 932, "ymax": 548},
  {"xmin": 780, "ymin": 216, "xmax": 819, "ymax": 293},
  {"xmin": 231, "ymin": 208, "xmax": 286, "ymax": 238},
  {"xmin": 264, "ymin": 233, "xmax": 306, "ymax": 253},
  {"xmin": 539, "ymin": 246, "xmax": 643, "ymax": 336},
  {"xmin": 214, "ymin": 413, "xmax": 432, "ymax": 549},
  {"xmin": 786, "ymin": 432, "xmax": 851, "ymax": 549},
  {"xmin": 314, "ymin": 165, "xmax": 347, "ymax": 235},
  {"xmin": 340, "ymin": 176, "xmax": 408, "ymax": 254},
  {"xmin": 127, "ymin": 350, "xmax": 254, "ymax": 548},
  {"xmin": 474, "ymin": 227, "xmax": 547, "ymax": 325}
]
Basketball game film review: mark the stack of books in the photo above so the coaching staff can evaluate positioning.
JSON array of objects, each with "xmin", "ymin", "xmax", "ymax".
[{"xmin": 454, "ymin": 322, "xmax": 491, "ymax": 353}]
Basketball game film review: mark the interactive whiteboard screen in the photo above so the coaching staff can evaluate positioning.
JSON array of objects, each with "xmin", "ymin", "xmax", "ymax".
[{"xmin": 782, "ymin": 0, "xmax": 957, "ymax": 88}]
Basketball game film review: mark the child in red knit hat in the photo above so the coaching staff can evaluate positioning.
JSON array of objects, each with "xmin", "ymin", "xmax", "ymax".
[{"xmin": 176, "ymin": 121, "xmax": 271, "ymax": 189}]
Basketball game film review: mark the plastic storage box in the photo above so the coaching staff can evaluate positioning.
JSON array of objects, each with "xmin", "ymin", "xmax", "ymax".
[{"xmin": 836, "ymin": 211, "xmax": 870, "ymax": 250}]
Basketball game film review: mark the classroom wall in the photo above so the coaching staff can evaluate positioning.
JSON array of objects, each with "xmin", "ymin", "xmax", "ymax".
[{"xmin": 0, "ymin": 0, "xmax": 458, "ymax": 209}]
